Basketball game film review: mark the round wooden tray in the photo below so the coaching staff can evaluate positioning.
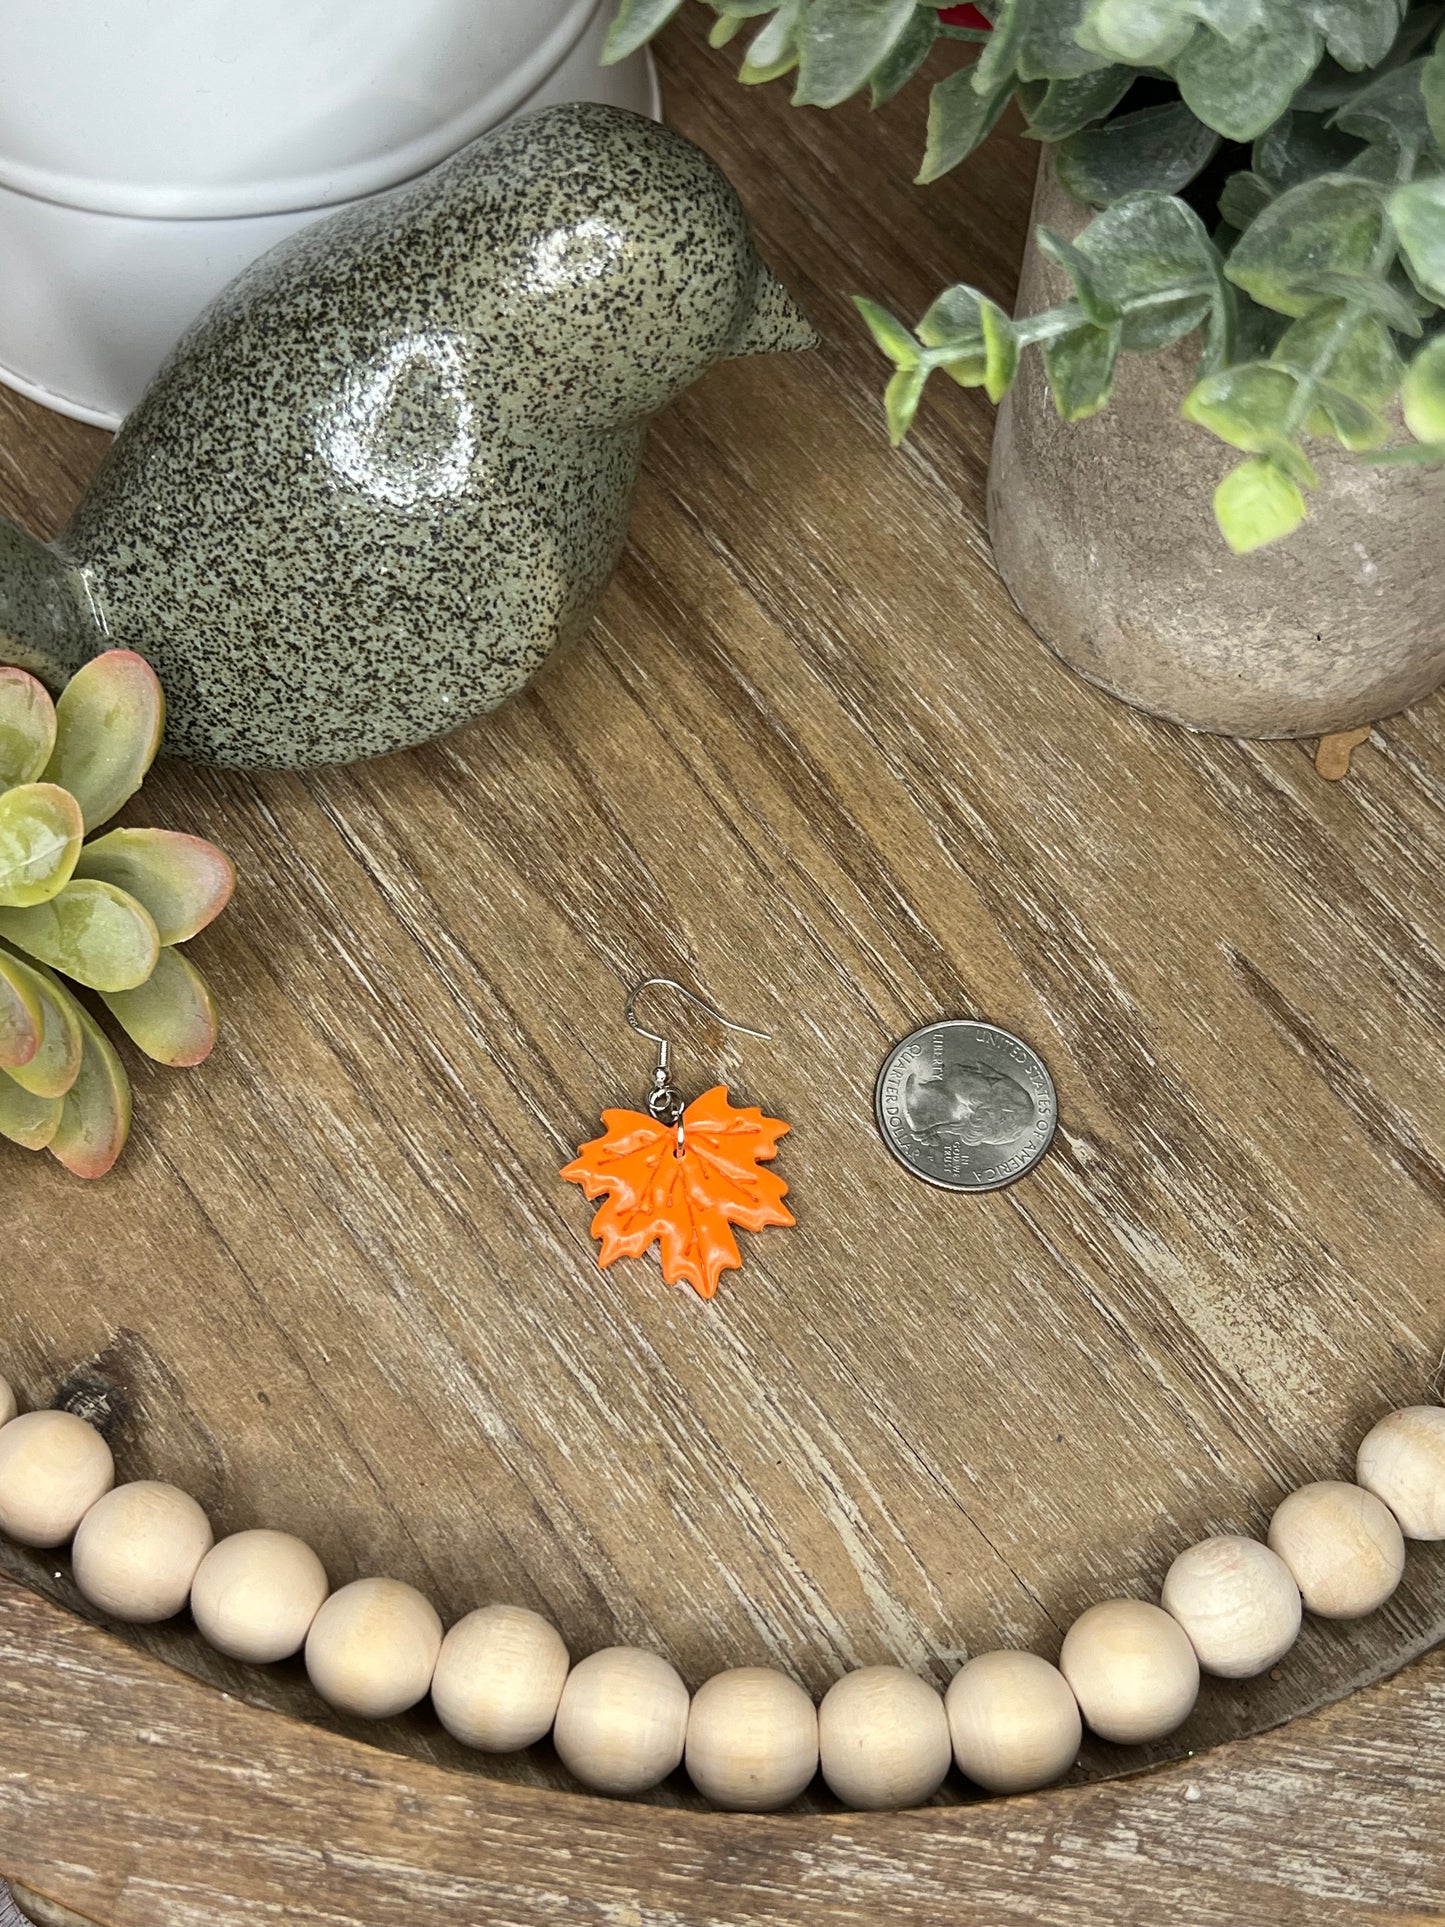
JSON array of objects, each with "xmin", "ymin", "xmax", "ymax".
[{"xmin": 5, "ymin": 17, "xmax": 1445, "ymax": 1923}]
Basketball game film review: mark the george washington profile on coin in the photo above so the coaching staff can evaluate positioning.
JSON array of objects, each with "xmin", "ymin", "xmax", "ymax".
[{"xmin": 901, "ymin": 1059, "xmax": 1037, "ymax": 1147}]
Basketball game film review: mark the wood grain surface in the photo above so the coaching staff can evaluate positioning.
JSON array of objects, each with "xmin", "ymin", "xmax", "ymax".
[
  {"xmin": 4, "ymin": 10, "xmax": 1445, "ymax": 1919},
  {"xmin": 3, "ymin": 1573, "xmax": 1445, "ymax": 1927}
]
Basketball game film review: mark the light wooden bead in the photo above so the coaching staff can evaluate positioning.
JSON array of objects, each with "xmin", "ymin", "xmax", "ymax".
[
  {"xmin": 431, "ymin": 1604, "xmax": 570, "ymax": 1751},
  {"xmin": 553, "ymin": 1647, "xmax": 689, "ymax": 1795},
  {"xmin": 818, "ymin": 1665, "xmax": 951, "ymax": 1810},
  {"xmin": 0, "ymin": 1409, "xmax": 115, "ymax": 1548},
  {"xmin": 945, "ymin": 1650, "xmax": 1081, "ymax": 1794},
  {"xmin": 72, "ymin": 1481, "xmax": 214, "ymax": 1623},
  {"xmin": 1268, "ymin": 1480, "xmax": 1406, "ymax": 1618},
  {"xmin": 190, "ymin": 1529, "xmax": 330, "ymax": 1663},
  {"xmin": 1356, "ymin": 1407, "xmax": 1445, "ymax": 1540},
  {"xmin": 1060, "ymin": 1600, "xmax": 1199, "ymax": 1744},
  {"xmin": 1161, "ymin": 1536, "xmax": 1302, "ymax": 1678},
  {"xmin": 305, "ymin": 1577, "xmax": 443, "ymax": 1719},
  {"xmin": 685, "ymin": 1666, "xmax": 818, "ymax": 1811},
  {"xmin": 0, "ymin": 1375, "xmax": 16, "ymax": 1428}
]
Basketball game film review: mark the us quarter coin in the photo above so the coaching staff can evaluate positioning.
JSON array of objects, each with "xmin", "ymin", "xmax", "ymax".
[{"xmin": 874, "ymin": 1020, "xmax": 1058, "ymax": 1193}]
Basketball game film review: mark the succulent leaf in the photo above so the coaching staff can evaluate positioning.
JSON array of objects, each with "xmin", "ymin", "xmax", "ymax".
[
  {"xmin": 870, "ymin": 8, "xmax": 938, "ymax": 103},
  {"xmin": 99, "ymin": 945, "xmax": 218, "ymax": 1068},
  {"xmin": 1305, "ymin": 0, "xmax": 1411, "ymax": 72},
  {"xmin": 0, "ymin": 945, "xmax": 82, "ymax": 1099},
  {"xmin": 0, "ymin": 1072, "xmax": 62, "ymax": 1151},
  {"xmin": 1021, "ymin": 64, "xmax": 1133, "ymax": 139},
  {"xmin": 0, "ymin": 666, "xmax": 57, "ymax": 789},
  {"xmin": 41, "ymin": 649, "xmax": 164, "ymax": 833},
  {"xmin": 0, "ymin": 877, "xmax": 160, "ymax": 992},
  {"xmin": 74, "ymin": 827, "xmax": 236, "ymax": 945},
  {"xmin": 1044, "ymin": 318, "xmax": 1124, "ymax": 417},
  {"xmin": 919, "ymin": 64, "xmax": 1014, "ymax": 181},
  {"xmin": 602, "ymin": 0, "xmax": 685, "ymax": 62},
  {"xmin": 1272, "ymin": 304, "xmax": 1403, "ymax": 407},
  {"xmin": 46, "ymin": 993, "xmax": 132, "ymax": 1179},
  {"xmin": 0, "ymin": 782, "xmax": 84, "ymax": 909},
  {"xmin": 0, "ymin": 947, "xmax": 41, "ymax": 1071}
]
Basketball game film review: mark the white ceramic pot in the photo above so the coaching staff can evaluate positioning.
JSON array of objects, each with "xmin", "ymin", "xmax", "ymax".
[{"xmin": 0, "ymin": 0, "xmax": 659, "ymax": 427}]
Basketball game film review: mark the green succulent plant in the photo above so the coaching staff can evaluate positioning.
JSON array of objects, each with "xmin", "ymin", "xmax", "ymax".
[
  {"xmin": 608, "ymin": 0, "xmax": 1445, "ymax": 551},
  {"xmin": 0, "ymin": 650, "xmax": 234, "ymax": 1179}
]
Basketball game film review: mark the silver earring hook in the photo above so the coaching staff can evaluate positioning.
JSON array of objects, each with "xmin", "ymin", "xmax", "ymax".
[{"xmin": 624, "ymin": 978, "xmax": 770, "ymax": 1152}]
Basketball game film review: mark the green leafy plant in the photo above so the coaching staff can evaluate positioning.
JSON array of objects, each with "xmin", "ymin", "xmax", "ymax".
[
  {"xmin": 0, "ymin": 651, "xmax": 234, "ymax": 1178},
  {"xmin": 607, "ymin": 0, "xmax": 1445, "ymax": 551}
]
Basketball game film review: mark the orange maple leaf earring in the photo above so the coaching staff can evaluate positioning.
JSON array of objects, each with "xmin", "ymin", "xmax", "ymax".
[{"xmin": 561, "ymin": 977, "xmax": 794, "ymax": 1300}]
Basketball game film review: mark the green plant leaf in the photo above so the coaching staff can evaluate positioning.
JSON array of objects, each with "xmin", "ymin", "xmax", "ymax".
[
  {"xmin": 794, "ymin": 0, "xmax": 918, "ymax": 106},
  {"xmin": 1425, "ymin": 33, "xmax": 1445, "ymax": 149},
  {"xmin": 1043, "ymin": 318, "xmax": 1124, "ymax": 417},
  {"xmin": 884, "ymin": 362, "xmax": 928, "ymax": 442},
  {"xmin": 1391, "ymin": 175, "xmax": 1445, "ymax": 300},
  {"xmin": 740, "ymin": 0, "xmax": 804, "ymax": 81},
  {"xmin": 1022, "ymin": 64, "xmax": 1133, "ymax": 139},
  {"xmin": 603, "ymin": 0, "xmax": 686, "ymax": 62},
  {"xmin": 854, "ymin": 296, "xmax": 921, "ymax": 367},
  {"xmin": 1368, "ymin": 436, "xmax": 1445, "ymax": 462},
  {"xmin": 1213, "ymin": 456, "xmax": 1310, "ymax": 551},
  {"xmin": 870, "ymin": 8, "xmax": 939, "ymax": 103},
  {"xmin": 1227, "ymin": 174, "xmax": 1389, "ymax": 315},
  {"xmin": 0, "ymin": 667, "xmax": 57, "ymax": 790},
  {"xmin": 916, "ymin": 284, "xmax": 990, "ymax": 383},
  {"xmin": 1218, "ymin": 169, "xmax": 1275, "ymax": 228},
  {"xmin": 1184, "ymin": 360, "xmax": 1304, "ymax": 450},
  {"xmin": 0, "ymin": 944, "xmax": 82, "ymax": 1099},
  {"xmin": 979, "ymin": 297, "xmax": 1020, "ymax": 400},
  {"xmin": 1402, "ymin": 333, "xmax": 1445, "ymax": 440},
  {"xmin": 100, "ymin": 946, "xmax": 218, "ymax": 1069},
  {"xmin": 0, "ymin": 783, "xmax": 84, "ymax": 909},
  {"xmin": 1333, "ymin": 57, "xmax": 1436, "ymax": 163},
  {"xmin": 919, "ymin": 63, "xmax": 1014, "ymax": 180},
  {"xmin": 1017, "ymin": 0, "xmax": 1117, "ymax": 79},
  {"xmin": 45, "ymin": 991, "xmax": 131, "ymax": 1179},
  {"xmin": 41, "ymin": 650, "xmax": 164, "ymax": 833},
  {"xmin": 1073, "ymin": 191, "xmax": 1220, "ymax": 350},
  {"xmin": 0, "ymin": 947, "xmax": 41, "ymax": 1071},
  {"xmin": 0, "ymin": 1072, "xmax": 61, "ymax": 1152},
  {"xmin": 1037, "ymin": 227, "xmax": 1122, "ymax": 324},
  {"xmin": 1272, "ymin": 304, "xmax": 1403, "ymax": 407},
  {"xmin": 1078, "ymin": 0, "xmax": 1267, "ymax": 66},
  {"xmin": 73, "ymin": 827, "xmax": 235, "ymax": 945},
  {"xmin": 1056, "ymin": 100, "xmax": 1221, "ymax": 204},
  {"xmin": 1309, "ymin": 382, "xmax": 1391, "ymax": 446},
  {"xmin": 0, "ymin": 877, "xmax": 160, "ymax": 992},
  {"xmin": 1294, "ymin": 267, "xmax": 1425, "ymax": 331},
  {"xmin": 1304, "ymin": 0, "xmax": 1409, "ymax": 70},
  {"xmin": 1177, "ymin": 11, "xmax": 1324, "ymax": 141},
  {"xmin": 1254, "ymin": 109, "xmax": 1366, "ymax": 191},
  {"xmin": 709, "ymin": 12, "xmax": 746, "ymax": 49}
]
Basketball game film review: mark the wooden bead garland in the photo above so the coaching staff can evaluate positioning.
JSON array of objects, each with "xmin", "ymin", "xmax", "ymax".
[
  {"xmin": 432, "ymin": 1604, "xmax": 570, "ymax": 1752},
  {"xmin": 553, "ymin": 1646, "xmax": 690, "ymax": 1795},
  {"xmin": 818, "ymin": 1665, "xmax": 951, "ymax": 1810},
  {"xmin": 1060, "ymin": 1600, "xmax": 1199, "ymax": 1745},
  {"xmin": 190, "ymin": 1530, "xmax": 330, "ymax": 1663},
  {"xmin": 1267, "ymin": 1481, "xmax": 1406, "ymax": 1619},
  {"xmin": 685, "ymin": 1666, "xmax": 819, "ymax": 1811},
  {"xmin": 945, "ymin": 1650, "xmax": 1082, "ymax": 1793},
  {"xmin": 305, "ymin": 1577, "xmax": 443, "ymax": 1719},
  {"xmin": 1357, "ymin": 1407, "xmax": 1445, "ymax": 1540},
  {"xmin": 1160, "ymin": 1536, "xmax": 1302, "ymax": 1679},
  {"xmin": 0, "ymin": 1408, "xmax": 115, "ymax": 1548},
  {"xmin": 0, "ymin": 1380, "xmax": 1440, "ymax": 1811},
  {"xmin": 72, "ymin": 1481, "xmax": 215, "ymax": 1623}
]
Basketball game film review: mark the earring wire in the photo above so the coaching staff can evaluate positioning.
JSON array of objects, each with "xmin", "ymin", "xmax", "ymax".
[{"xmin": 624, "ymin": 978, "xmax": 770, "ymax": 1152}]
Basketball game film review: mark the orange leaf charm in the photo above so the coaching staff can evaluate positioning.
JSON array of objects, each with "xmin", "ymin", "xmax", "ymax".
[{"xmin": 561, "ymin": 1085, "xmax": 793, "ymax": 1299}]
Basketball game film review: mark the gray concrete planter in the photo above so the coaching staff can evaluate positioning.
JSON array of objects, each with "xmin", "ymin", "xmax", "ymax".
[{"xmin": 987, "ymin": 160, "xmax": 1445, "ymax": 740}]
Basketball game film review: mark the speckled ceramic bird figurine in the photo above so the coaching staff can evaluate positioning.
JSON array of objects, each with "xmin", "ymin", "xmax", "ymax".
[{"xmin": 0, "ymin": 104, "xmax": 815, "ymax": 770}]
